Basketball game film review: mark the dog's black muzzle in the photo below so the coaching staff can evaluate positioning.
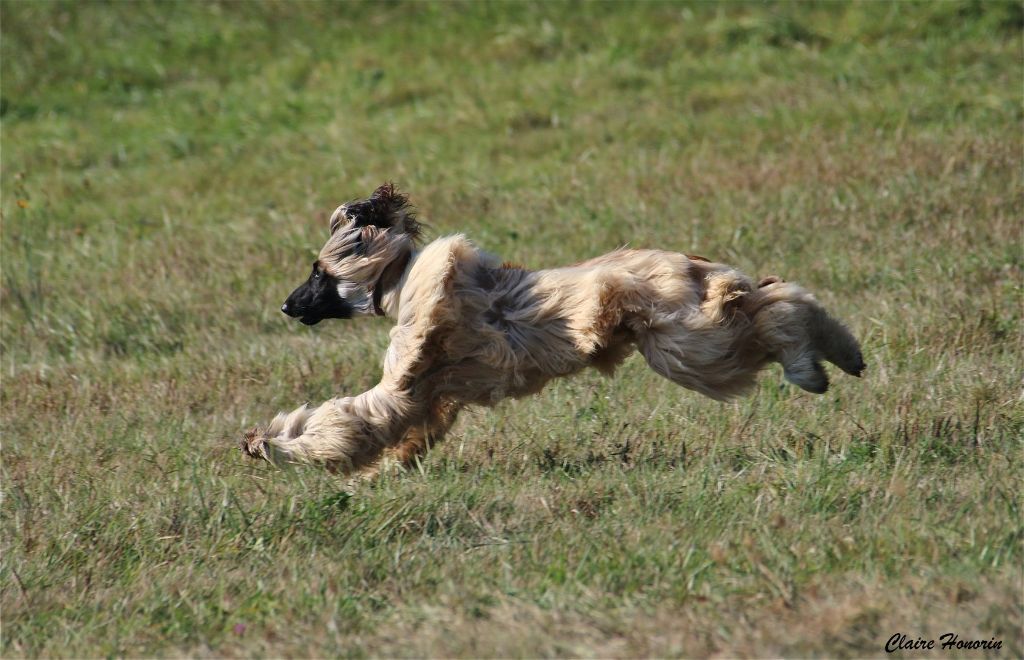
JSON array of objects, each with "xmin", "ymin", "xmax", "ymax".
[
  {"xmin": 280, "ymin": 302, "xmax": 326, "ymax": 326},
  {"xmin": 282, "ymin": 262, "xmax": 353, "ymax": 325}
]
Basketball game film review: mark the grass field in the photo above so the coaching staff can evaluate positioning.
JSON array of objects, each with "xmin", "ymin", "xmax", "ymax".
[{"xmin": 2, "ymin": 1, "xmax": 1022, "ymax": 656}]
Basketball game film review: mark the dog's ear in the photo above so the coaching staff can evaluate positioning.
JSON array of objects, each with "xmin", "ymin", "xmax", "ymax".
[
  {"xmin": 327, "ymin": 183, "xmax": 422, "ymax": 239},
  {"xmin": 328, "ymin": 206, "xmax": 348, "ymax": 235},
  {"xmin": 331, "ymin": 183, "xmax": 420, "ymax": 237}
]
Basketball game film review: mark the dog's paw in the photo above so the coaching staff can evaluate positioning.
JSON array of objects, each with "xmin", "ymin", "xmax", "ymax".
[
  {"xmin": 240, "ymin": 426, "xmax": 270, "ymax": 461},
  {"xmin": 784, "ymin": 359, "xmax": 830, "ymax": 394},
  {"xmin": 240, "ymin": 424, "xmax": 306, "ymax": 468}
]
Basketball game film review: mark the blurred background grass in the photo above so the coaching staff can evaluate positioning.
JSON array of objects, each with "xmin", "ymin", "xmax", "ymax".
[{"xmin": 2, "ymin": 1, "xmax": 1022, "ymax": 656}]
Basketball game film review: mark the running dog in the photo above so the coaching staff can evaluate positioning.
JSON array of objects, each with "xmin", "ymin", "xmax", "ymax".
[{"xmin": 241, "ymin": 184, "xmax": 864, "ymax": 474}]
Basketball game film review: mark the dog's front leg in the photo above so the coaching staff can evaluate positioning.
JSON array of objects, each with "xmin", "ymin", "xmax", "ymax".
[
  {"xmin": 341, "ymin": 397, "xmax": 463, "ymax": 481},
  {"xmin": 241, "ymin": 383, "xmax": 427, "ymax": 475},
  {"xmin": 389, "ymin": 398, "xmax": 463, "ymax": 468}
]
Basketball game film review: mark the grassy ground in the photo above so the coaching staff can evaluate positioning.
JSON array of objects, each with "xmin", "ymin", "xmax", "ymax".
[{"xmin": 2, "ymin": 1, "xmax": 1022, "ymax": 657}]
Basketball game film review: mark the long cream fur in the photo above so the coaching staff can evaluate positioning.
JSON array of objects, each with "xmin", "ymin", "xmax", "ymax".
[{"xmin": 242, "ymin": 187, "xmax": 864, "ymax": 475}]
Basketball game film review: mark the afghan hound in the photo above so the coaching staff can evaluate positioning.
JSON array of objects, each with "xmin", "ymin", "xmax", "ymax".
[{"xmin": 241, "ymin": 184, "xmax": 864, "ymax": 475}]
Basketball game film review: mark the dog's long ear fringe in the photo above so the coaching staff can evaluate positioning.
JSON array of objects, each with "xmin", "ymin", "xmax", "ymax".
[
  {"xmin": 326, "ymin": 183, "xmax": 423, "ymax": 239},
  {"xmin": 338, "ymin": 182, "xmax": 422, "ymax": 240}
]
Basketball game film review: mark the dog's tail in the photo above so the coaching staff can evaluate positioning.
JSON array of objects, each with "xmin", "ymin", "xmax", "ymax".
[{"xmin": 745, "ymin": 280, "xmax": 865, "ymax": 394}]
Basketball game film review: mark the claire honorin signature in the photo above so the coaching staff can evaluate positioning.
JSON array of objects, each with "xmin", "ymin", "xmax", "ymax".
[{"xmin": 885, "ymin": 633, "xmax": 1003, "ymax": 653}]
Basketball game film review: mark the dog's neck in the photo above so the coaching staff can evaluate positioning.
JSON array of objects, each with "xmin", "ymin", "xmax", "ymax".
[{"xmin": 377, "ymin": 247, "xmax": 420, "ymax": 319}]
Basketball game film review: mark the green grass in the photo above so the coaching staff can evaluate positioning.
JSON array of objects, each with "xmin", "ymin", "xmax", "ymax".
[{"xmin": 2, "ymin": 1, "xmax": 1022, "ymax": 656}]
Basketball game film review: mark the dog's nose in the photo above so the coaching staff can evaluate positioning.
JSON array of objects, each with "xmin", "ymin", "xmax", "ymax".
[{"xmin": 281, "ymin": 302, "xmax": 290, "ymax": 315}]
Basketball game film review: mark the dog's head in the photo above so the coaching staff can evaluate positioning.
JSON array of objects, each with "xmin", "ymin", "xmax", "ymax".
[{"xmin": 281, "ymin": 183, "xmax": 421, "ymax": 325}]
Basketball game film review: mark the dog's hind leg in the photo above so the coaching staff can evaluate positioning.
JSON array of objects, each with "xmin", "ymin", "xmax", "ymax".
[
  {"xmin": 809, "ymin": 306, "xmax": 865, "ymax": 378},
  {"xmin": 750, "ymin": 282, "xmax": 865, "ymax": 393},
  {"xmin": 634, "ymin": 268, "xmax": 764, "ymax": 401},
  {"xmin": 636, "ymin": 324, "xmax": 761, "ymax": 401},
  {"xmin": 778, "ymin": 348, "xmax": 831, "ymax": 394}
]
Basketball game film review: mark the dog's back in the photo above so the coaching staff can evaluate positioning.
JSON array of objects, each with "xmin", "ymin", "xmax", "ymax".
[{"xmin": 440, "ymin": 245, "xmax": 864, "ymax": 401}]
